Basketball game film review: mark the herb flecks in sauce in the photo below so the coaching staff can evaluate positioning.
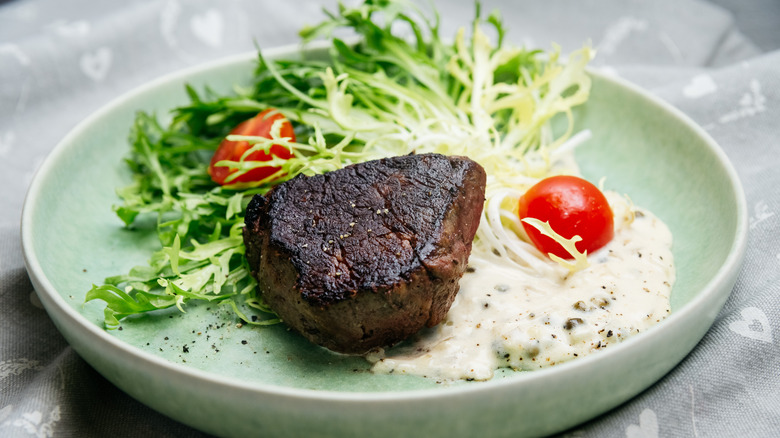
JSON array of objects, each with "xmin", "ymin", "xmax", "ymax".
[{"xmin": 369, "ymin": 192, "xmax": 675, "ymax": 381}]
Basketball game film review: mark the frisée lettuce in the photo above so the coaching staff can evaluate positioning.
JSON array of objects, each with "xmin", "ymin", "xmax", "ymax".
[{"xmin": 86, "ymin": 0, "xmax": 593, "ymax": 328}]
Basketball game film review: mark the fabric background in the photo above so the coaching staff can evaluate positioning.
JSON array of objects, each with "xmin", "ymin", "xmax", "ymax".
[{"xmin": 1, "ymin": 0, "xmax": 778, "ymax": 436}]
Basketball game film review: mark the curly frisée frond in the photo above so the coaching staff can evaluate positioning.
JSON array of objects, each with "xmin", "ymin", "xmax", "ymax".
[
  {"xmin": 224, "ymin": 1, "xmax": 593, "ymax": 191},
  {"xmin": 86, "ymin": 0, "xmax": 594, "ymax": 328},
  {"xmin": 521, "ymin": 218, "xmax": 590, "ymax": 273}
]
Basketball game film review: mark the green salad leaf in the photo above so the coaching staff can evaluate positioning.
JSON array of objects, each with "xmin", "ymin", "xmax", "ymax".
[{"xmin": 86, "ymin": 0, "xmax": 592, "ymax": 328}]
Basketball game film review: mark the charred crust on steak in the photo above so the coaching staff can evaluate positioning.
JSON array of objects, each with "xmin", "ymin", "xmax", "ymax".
[{"xmin": 243, "ymin": 153, "xmax": 486, "ymax": 354}]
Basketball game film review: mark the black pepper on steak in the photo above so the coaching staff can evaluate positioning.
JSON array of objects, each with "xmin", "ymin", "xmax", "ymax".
[{"xmin": 243, "ymin": 153, "xmax": 486, "ymax": 354}]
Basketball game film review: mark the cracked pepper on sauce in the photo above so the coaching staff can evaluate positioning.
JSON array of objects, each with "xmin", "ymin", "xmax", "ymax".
[{"xmin": 367, "ymin": 191, "xmax": 675, "ymax": 381}]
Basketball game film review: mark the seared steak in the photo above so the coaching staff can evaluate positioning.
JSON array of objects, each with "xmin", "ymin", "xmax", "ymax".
[{"xmin": 243, "ymin": 153, "xmax": 486, "ymax": 354}]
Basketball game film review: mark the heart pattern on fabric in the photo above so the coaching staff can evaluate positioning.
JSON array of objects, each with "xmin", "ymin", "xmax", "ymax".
[
  {"xmin": 749, "ymin": 200, "xmax": 775, "ymax": 230},
  {"xmin": 729, "ymin": 307, "xmax": 773, "ymax": 343},
  {"xmin": 0, "ymin": 405, "xmax": 12, "ymax": 423},
  {"xmin": 599, "ymin": 16, "xmax": 648, "ymax": 56},
  {"xmin": 160, "ymin": 0, "xmax": 182, "ymax": 48},
  {"xmin": 0, "ymin": 358, "xmax": 44, "ymax": 379},
  {"xmin": 719, "ymin": 79, "xmax": 766, "ymax": 124},
  {"xmin": 21, "ymin": 411, "xmax": 42, "ymax": 426},
  {"xmin": 0, "ymin": 43, "xmax": 31, "ymax": 66},
  {"xmin": 190, "ymin": 9, "xmax": 223, "ymax": 48},
  {"xmin": 0, "ymin": 131, "xmax": 14, "ymax": 157},
  {"xmin": 7, "ymin": 406, "xmax": 61, "ymax": 436},
  {"xmin": 50, "ymin": 19, "xmax": 90, "ymax": 38},
  {"xmin": 683, "ymin": 74, "xmax": 717, "ymax": 99},
  {"xmin": 626, "ymin": 409, "xmax": 659, "ymax": 438},
  {"xmin": 79, "ymin": 47, "xmax": 112, "ymax": 82}
]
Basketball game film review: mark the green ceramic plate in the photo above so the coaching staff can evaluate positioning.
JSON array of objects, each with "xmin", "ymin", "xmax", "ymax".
[{"xmin": 21, "ymin": 45, "xmax": 747, "ymax": 437}]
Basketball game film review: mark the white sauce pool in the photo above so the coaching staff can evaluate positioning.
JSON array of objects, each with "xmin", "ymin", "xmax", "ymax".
[{"xmin": 366, "ymin": 192, "xmax": 675, "ymax": 381}]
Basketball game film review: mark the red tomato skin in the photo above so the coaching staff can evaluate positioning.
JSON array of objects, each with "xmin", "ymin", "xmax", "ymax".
[
  {"xmin": 208, "ymin": 109, "xmax": 295, "ymax": 185},
  {"xmin": 517, "ymin": 175, "xmax": 614, "ymax": 259}
]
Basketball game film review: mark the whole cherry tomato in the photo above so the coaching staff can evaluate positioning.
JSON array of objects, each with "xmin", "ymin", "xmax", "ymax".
[
  {"xmin": 517, "ymin": 175, "xmax": 614, "ymax": 259},
  {"xmin": 208, "ymin": 109, "xmax": 295, "ymax": 186}
]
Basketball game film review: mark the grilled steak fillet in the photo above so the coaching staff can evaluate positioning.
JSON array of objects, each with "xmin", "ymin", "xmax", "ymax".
[{"xmin": 243, "ymin": 153, "xmax": 486, "ymax": 354}]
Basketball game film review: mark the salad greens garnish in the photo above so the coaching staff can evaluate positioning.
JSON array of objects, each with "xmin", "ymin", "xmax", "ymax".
[{"xmin": 86, "ymin": 0, "xmax": 593, "ymax": 328}]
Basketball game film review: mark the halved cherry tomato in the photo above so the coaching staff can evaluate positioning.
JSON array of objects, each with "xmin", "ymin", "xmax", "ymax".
[
  {"xmin": 208, "ymin": 109, "xmax": 295, "ymax": 185},
  {"xmin": 517, "ymin": 175, "xmax": 614, "ymax": 259}
]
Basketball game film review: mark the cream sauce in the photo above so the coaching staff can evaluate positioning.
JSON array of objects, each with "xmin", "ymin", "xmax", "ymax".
[{"xmin": 367, "ymin": 192, "xmax": 675, "ymax": 381}]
